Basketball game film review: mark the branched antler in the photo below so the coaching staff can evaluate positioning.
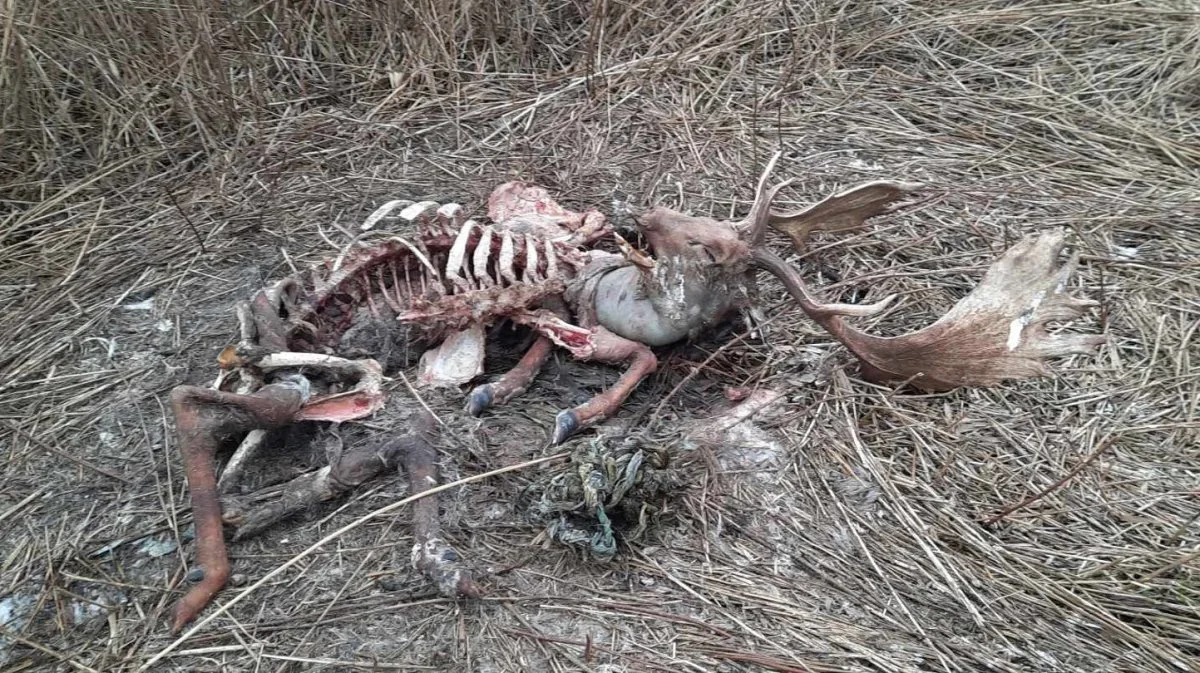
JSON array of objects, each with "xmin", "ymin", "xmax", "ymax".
[
  {"xmin": 755, "ymin": 229, "xmax": 1105, "ymax": 391},
  {"xmin": 741, "ymin": 151, "xmax": 1103, "ymax": 391}
]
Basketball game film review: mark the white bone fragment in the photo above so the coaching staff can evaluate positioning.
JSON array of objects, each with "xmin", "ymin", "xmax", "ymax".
[
  {"xmin": 498, "ymin": 232, "xmax": 519, "ymax": 285},
  {"xmin": 544, "ymin": 239, "xmax": 558, "ymax": 280},
  {"xmin": 522, "ymin": 233, "xmax": 540, "ymax": 283},
  {"xmin": 474, "ymin": 226, "xmax": 495, "ymax": 287},
  {"xmin": 416, "ymin": 325, "xmax": 487, "ymax": 388},
  {"xmin": 436, "ymin": 203, "xmax": 466, "ymax": 230},
  {"xmin": 445, "ymin": 220, "xmax": 478, "ymax": 292},
  {"xmin": 360, "ymin": 199, "xmax": 414, "ymax": 231}
]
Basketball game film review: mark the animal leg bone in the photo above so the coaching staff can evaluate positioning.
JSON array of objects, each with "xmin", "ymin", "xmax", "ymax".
[
  {"xmin": 465, "ymin": 335, "xmax": 555, "ymax": 416},
  {"xmin": 256, "ymin": 353, "xmax": 387, "ymax": 422},
  {"xmin": 218, "ymin": 429, "xmax": 267, "ymax": 494},
  {"xmin": 221, "ymin": 418, "xmax": 423, "ymax": 539},
  {"xmin": 169, "ymin": 379, "xmax": 309, "ymax": 633},
  {"xmin": 403, "ymin": 419, "xmax": 481, "ymax": 597}
]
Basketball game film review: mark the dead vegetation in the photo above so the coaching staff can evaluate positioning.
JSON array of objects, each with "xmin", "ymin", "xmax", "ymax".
[{"xmin": 1, "ymin": 1, "xmax": 1198, "ymax": 671}]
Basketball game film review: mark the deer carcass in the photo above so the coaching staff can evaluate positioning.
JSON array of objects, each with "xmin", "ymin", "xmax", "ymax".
[{"xmin": 167, "ymin": 153, "xmax": 1103, "ymax": 630}]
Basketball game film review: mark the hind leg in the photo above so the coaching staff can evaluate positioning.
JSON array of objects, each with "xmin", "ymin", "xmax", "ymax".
[{"xmin": 169, "ymin": 381, "xmax": 308, "ymax": 632}]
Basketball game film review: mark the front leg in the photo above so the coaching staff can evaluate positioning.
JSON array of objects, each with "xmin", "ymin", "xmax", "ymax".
[
  {"xmin": 550, "ymin": 326, "xmax": 657, "ymax": 444},
  {"xmin": 466, "ymin": 335, "xmax": 554, "ymax": 416},
  {"xmin": 504, "ymin": 311, "xmax": 657, "ymax": 444},
  {"xmin": 466, "ymin": 301, "xmax": 577, "ymax": 416}
]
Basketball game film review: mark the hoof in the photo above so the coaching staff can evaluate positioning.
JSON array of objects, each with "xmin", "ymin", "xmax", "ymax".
[
  {"xmin": 552, "ymin": 409, "xmax": 581, "ymax": 445},
  {"xmin": 465, "ymin": 384, "xmax": 494, "ymax": 417}
]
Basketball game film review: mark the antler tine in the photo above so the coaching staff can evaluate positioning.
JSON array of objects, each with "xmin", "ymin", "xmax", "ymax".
[
  {"xmin": 752, "ymin": 247, "xmax": 897, "ymax": 322},
  {"xmin": 743, "ymin": 151, "xmax": 794, "ymax": 246}
]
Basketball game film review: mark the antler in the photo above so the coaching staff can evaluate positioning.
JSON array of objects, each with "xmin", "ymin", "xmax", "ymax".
[
  {"xmin": 740, "ymin": 151, "xmax": 922, "ymax": 249},
  {"xmin": 768, "ymin": 180, "xmax": 924, "ymax": 251},
  {"xmin": 742, "ymin": 152, "xmax": 789, "ymax": 246},
  {"xmin": 754, "ymin": 229, "xmax": 1106, "ymax": 391}
]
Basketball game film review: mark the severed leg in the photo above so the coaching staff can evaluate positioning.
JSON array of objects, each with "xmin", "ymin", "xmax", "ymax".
[
  {"xmin": 221, "ymin": 432, "xmax": 417, "ymax": 540},
  {"xmin": 221, "ymin": 411, "xmax": 480, "ymax": 597},
  {"xmin": 222, "ymin": 413, "xmax": 423, "ymax": 539},
  {"xmin": 169, "ymin": 379, "xmax": 309, "ymax": 633},
  {"xmin": 465, "ymin": 335, "xmax": 554, "ymax": 416},
  {"xmin": 172, "ymin": 353, "xmax": 383, "ymax": 631},
  {"xmin": 402, "ymin": 420, "xmax": 481, "ymax": 597}
]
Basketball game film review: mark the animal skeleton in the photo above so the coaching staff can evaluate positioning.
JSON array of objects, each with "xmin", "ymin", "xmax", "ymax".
[{"xmin": 167, "ymin": 153, "xmax": 1104, "ymax": 630}]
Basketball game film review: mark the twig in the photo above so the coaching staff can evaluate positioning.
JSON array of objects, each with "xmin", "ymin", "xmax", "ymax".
[
  {"xmin": 644, "ymin": 316, "xmax": 778, "ymax": 432},
  {"xmin": 698, "ymin": 647, "xmax": 817, "ymax": 673},
  {"xmin": 166, "ymin": 189, "xmax": 207, "ymax": 254},
  {"xmin": 0, "ymin": 487, "xmax": 46, "ymax": 525},
  {"xmin": 982, "ymin": 434, "xmax": 1116, "ymax": 526},
  {"xmin": 4, "ymin": 421, "xmax": 132, "ymax": 484},
  {"xmin": 59, "ymin": 197, "xmax": 103, "ymax": 286}
]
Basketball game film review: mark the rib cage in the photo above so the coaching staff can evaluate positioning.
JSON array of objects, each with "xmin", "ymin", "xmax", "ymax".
[{"xmin": 275, "ymin": 197, "xmax": 595, "ymax": 354}]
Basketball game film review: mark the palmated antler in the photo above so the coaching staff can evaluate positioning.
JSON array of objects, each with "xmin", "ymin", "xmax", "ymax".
[
  {"xmin": 767, "ymin": 180, "xmax": 924, "ymax": 251},
  {"xmin": 754, "ymin": 230, "xmax": 1105, "ymax": 391},
  {"xmin": 739, "ymin": 151, "xmax": 923, "ymax": 249},
  {"xmin": 739, "ymin": 150, "xmax": 1103, "ymax": 390}
]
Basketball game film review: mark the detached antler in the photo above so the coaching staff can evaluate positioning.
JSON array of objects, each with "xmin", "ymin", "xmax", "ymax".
[{"xmin": 754, "ymin": 229, "xmax": 1105, "ymax": 391}]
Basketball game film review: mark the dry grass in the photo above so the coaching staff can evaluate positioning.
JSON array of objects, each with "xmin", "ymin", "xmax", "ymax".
[{"xmin": 2, "ymin": 0, "xmax": 1198, "ymax": 671}]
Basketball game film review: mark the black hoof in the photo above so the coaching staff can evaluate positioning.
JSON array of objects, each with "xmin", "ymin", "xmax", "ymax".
[
  {"xmin": 465, "ymin": 384, "xmax": 494, "ymax": 417},
  {"xmin": 552, "ymin": 410, "xmax": 581, "ymax": 445}
]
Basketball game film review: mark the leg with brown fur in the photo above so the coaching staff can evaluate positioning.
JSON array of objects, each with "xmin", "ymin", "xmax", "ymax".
[
  {"xmin": 464, "ymin": 335, "xmax": 554, "ymax": 416},
  {"xmin": 169, "ymin": 380, "xmax": 308, "ymax": 632},
  {"xmin": 548, "ymin": 326, "xmax": 658, "ymax": 445}
]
